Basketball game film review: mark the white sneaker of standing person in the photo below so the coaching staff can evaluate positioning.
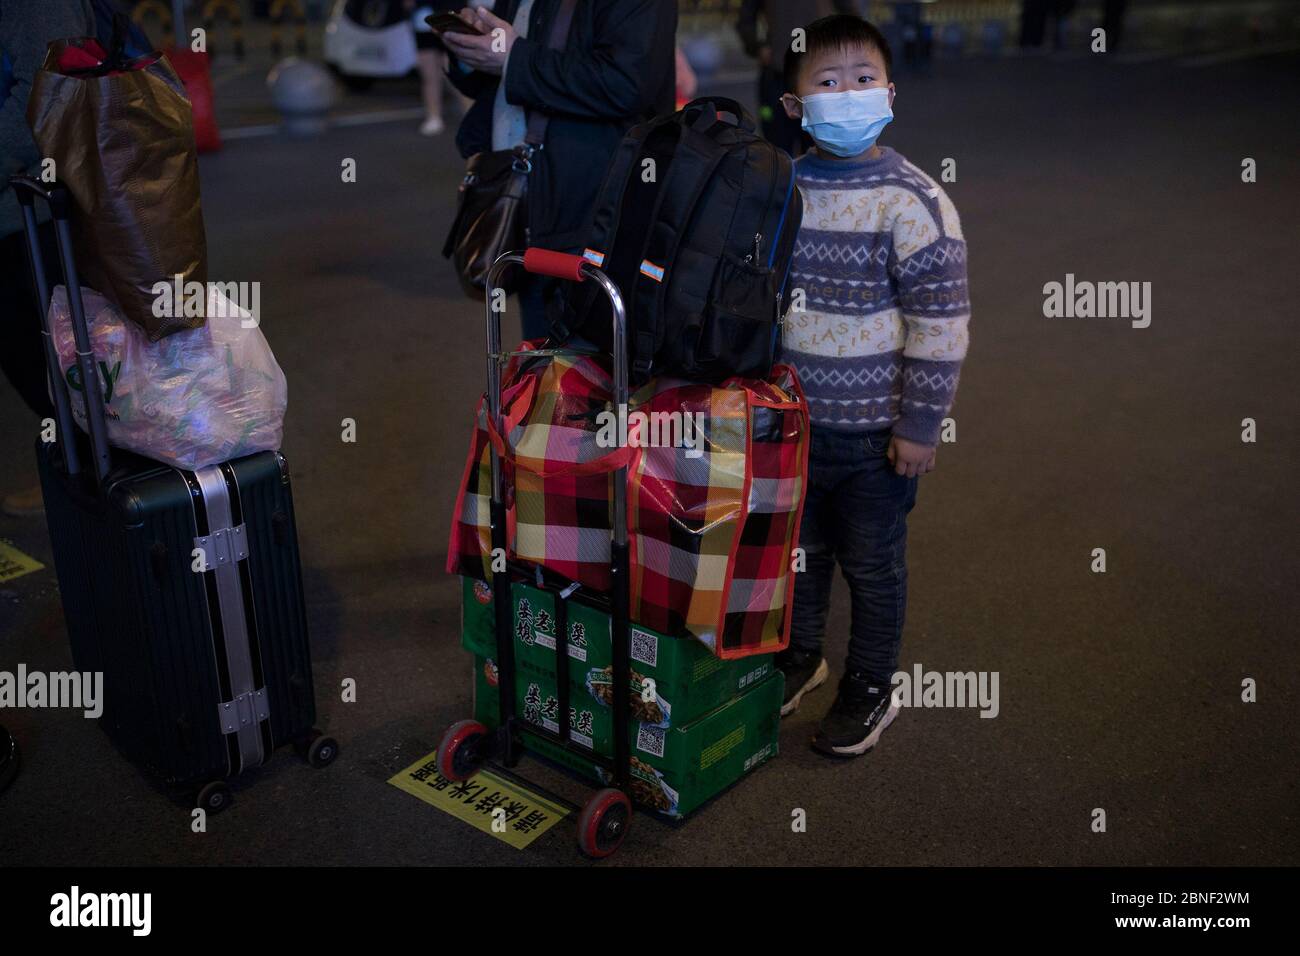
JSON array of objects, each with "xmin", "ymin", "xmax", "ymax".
[{"xmin": 420, "ymin": 114, "xmax": 445, "ymax": 136}]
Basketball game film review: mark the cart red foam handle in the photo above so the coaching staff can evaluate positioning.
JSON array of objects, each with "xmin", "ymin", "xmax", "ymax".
[{"xmin": 523, "ymin": 248, "xmax": 587, "ymax": 282}]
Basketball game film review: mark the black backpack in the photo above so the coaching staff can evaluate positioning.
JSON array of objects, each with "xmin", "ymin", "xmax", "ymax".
[{"xmin": 553, "ymin": 97, "xmax": 802, "ymax": 385}]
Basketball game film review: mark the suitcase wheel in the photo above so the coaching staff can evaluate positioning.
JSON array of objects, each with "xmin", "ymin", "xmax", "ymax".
[
  {"xmin": 436, "ymin": 719, "xmax": 490, "ymax": 783},
  {"xmin": 196, "ymin": 780, "xmax": 233, "ymax": 815},
  {"xmin": 577, "ymin": 788, "xmax": 631, "ymax": 859},
  {"xmin": 294, "ymin": 730, "xmax": 340, "ymax": 769},
  {"xmin": 307, "ymin": 734, "xmax": 339, "ymax": 769}
]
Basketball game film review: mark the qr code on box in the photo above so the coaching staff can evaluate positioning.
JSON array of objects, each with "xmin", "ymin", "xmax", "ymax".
[
  {"xmin": 636, "ymin": 723, "xmax": 665, "ymax": 758},
  {"xmin": 630, "ymin": 628, "xmax": 658, "ymax": 668}
]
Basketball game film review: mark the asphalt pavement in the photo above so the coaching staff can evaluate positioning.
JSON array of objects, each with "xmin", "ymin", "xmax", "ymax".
[{"xmin": 0, "ymin": 44, "xmax": 1297, "ymax": 866}]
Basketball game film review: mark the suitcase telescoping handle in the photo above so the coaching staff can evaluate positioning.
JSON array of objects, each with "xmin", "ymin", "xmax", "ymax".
[
  {"xmin": 10, "ymin": 176, "xmax": 113, "ymax": 485},
  {"xmin": 483, "ymin": 248, "xmax": 634, "ymax": 794}
]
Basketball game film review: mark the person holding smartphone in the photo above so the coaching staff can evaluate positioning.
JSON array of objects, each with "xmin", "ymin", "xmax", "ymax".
[{"xmin": 435, "ymin": 1, "xmax": 677, "ymax": 340}]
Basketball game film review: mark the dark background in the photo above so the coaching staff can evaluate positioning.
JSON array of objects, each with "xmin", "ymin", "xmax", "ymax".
[{"xmin": 1, "ymin": 0, "xmax": 1297, "ymax": 866}]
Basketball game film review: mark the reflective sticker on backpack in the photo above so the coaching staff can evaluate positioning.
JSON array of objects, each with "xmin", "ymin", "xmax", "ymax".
[
  {"xmin": 583, "ymin": 248, "xmax": 606, "ymax": 267},
  {"xmin": 639, "ymin": 259, "xmax": 665, "ymax": 282}
]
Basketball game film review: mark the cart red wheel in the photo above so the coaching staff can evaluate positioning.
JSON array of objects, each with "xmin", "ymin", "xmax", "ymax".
[
  {"xmin": 577, "ymin": 788, "xmax": 631, "ymax": 859},
  {"xmin": 436, "ymin": 719, "xmax": 490, "ymax": 782}
]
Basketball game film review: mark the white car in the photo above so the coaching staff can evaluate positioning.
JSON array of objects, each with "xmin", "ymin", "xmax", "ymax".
[{"xmin": 324, "ymin": 0, "xmax": 430, "ymax": 90}]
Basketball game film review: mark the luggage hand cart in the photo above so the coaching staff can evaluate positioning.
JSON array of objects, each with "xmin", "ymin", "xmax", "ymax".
[{"xmin": 436, "ymin": 248, "xmax": 635, "ymax": 858}]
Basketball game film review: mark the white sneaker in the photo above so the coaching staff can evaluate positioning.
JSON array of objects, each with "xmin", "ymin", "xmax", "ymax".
[{"xmin": 419, "ymin": 115, "xmax": 445, "ymax": 136}]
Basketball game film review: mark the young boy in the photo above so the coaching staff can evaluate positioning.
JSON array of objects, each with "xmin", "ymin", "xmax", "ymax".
[{"xmin": 776, "ymin": 15, "xmax": 970, "ymax": 757}]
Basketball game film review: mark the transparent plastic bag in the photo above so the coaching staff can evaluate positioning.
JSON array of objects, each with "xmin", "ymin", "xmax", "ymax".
[{"xmin": 48, "ymin": 285, "xmax": 287, "ymax": 471}]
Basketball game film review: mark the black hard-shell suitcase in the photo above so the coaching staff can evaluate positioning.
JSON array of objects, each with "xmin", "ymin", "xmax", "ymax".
[{"xmin": 12, "ymin": 177, "xmax": 338, "ymax": 813}]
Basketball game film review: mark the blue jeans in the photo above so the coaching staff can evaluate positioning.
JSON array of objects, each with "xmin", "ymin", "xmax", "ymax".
[{"xmin": 790, "ymin": 426, "xmax": 920, "ymax": 684}]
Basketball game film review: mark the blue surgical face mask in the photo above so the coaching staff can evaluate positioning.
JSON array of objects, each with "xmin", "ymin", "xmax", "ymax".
[{"xmin": 797, "ymin": 87, "xmax": 893, "ymax": 158}]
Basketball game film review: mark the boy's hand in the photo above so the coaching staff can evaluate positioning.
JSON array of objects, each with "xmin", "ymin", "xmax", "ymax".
[{"xmin": 887, "ymin": 435, "xmax": 936, "ymax": 477}]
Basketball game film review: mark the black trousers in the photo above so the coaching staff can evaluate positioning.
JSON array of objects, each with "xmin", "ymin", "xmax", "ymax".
[
  {"xmin": 0, "ymin": 224, "xmax": 58, "ymax": 419},
  {"xmin": 1020, "ymin": 0, "xmax": 1077, "ymax": 48}
]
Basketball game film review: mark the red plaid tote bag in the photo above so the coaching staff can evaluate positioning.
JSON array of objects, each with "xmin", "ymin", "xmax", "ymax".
[
  {"xmin": 628, "ymin": 365, "xmax": 810, "ymax": 658},
  {"xmin": 447, "ymin": 351, "xmax": 809, "ymax": 659}
]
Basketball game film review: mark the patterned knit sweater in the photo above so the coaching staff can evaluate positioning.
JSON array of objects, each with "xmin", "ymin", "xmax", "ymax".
[{"xmin": 779, "ymin": 147, "xmax": 970, "ymax": 445}]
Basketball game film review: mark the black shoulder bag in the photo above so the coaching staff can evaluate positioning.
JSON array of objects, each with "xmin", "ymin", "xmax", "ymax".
[{"xmin": 442, "ymin": 0, "xmax": 578, "ymax": 299}]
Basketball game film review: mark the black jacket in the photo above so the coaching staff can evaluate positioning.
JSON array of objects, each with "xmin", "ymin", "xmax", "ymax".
[{"xmin": 449, "ymin": 0, "xmax": 677, "ymax": 252}]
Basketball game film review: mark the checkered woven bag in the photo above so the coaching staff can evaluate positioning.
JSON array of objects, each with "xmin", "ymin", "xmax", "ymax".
[
  {"xmin": 628, "ymin": 366, "xmax": 810, "ymax": 657},
  {"xmin": 447, "ymin": 349, "xmax": 809, "ymax": 659},
  {"xmin": 447, "ymin": 347, "xmax": 625, "ymax": 586},
  {"xmin": 504, "ymin": 350, "xmax": 631, "ymax": 589},
  {"xmin": 446, "ymin": 393, "xmax": 498, "ymax": 584}
]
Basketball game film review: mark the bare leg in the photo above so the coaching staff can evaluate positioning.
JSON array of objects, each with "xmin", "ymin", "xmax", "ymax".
[{"xmin": 416, "ymin": 49, "xmax": 444, "ymax": 134}]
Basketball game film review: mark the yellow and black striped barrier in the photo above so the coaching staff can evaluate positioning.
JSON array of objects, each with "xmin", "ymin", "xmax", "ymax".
[
  {"xmin": 202, "ymin": 0, "xmax": 246, "ymax": 60},
  {"xmin": 270, "ymin": 0, "xmax": 308, "ymax": 57},
  {"xmin": 130, "ymin": 0, "xmax": 173, "ymax": 44}
]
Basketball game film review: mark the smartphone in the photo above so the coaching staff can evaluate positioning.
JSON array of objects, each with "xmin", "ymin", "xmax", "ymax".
[{"xmin": 425, "ymin": 12, "xmax": 484, "ymax": 35}]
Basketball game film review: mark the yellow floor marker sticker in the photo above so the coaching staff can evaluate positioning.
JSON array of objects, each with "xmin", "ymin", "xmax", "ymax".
[
  {"xmin": 0, "ymin": 541, "xmax": 43, "ymax": 584},
  {"xmin": 388, "ymin": 750, "xmax": 569, "ymax": 849}
]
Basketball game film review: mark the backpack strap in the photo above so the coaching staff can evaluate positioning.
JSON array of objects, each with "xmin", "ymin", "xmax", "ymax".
[
  {"xmin": 551, "ymin": 122, "xmax": 654, "ymax": 341},
  {"xmin": 626, "ymin": 120, "xmax": 733, "ymax": 380},
  {"xmin": 584, "ymin": 130, "xmax": 647, "ymax": 261}
]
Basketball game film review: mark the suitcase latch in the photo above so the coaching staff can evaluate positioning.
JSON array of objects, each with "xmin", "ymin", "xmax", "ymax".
[
  {"xmin": 218, "ymin": 688, "xmax": 269, "ymax": 734},
  {"xmin": 194, "ymin": 524, "xmax": 248, "ymax": 569}
]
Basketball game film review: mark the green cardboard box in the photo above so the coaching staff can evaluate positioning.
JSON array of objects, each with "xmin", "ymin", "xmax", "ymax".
[
  {"xmin": 461, "ymin": 576, "xmax": 776, "ymax": 737},
  {"xmin": 470, "ymin": 653, "xmax": 782, "ymax": 819}
]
